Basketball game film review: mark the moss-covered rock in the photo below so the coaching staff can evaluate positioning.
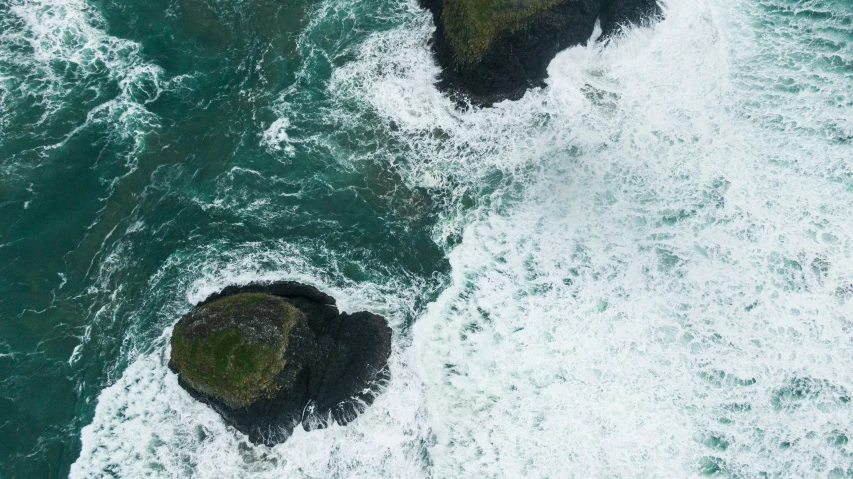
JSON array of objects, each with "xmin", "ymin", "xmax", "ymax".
[
  {"xmin": 170, "ymin": 293, "xmax": 303, "ymax": 408},
  {"xmin": 442, "ymin": 0, "xmax": 566, "ymax": 63},
  {"xmin": 421, "ymin": 0, "xmax": 661, "ymax": 105},
  {"xmin": 169, "ymin": 282, "xmax": 392, "ymax": 446}
]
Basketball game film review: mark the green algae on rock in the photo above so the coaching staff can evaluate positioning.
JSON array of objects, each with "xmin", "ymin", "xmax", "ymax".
[
  {"xmin": 442, "ymin": 0, "xmax": 566, "ymax": 63},
  {"xmin": 168, "ymin": 281, "xmax": 393, "ymax": 446},
  {"xmin": 169, "ymin": 293, "xmax": 303, "ymax": 408}
]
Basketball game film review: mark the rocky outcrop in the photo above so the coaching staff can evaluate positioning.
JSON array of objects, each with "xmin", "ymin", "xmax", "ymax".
[
  {"xmin": 420, "ymin": 0, "xmax": 661, "ymax": 105},
  {"xmin": 169, "ymin": 281, "xmax": 392, "ymax": 446}
]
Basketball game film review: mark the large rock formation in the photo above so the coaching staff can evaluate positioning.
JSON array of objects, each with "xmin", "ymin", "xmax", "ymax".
[
  {"xmin": 420, "ymin": 0, "xmax": 661, "ymax": 105},
  {"xmin": 169, "ymin": 281, "xmax": 392, "ymax": 446}
]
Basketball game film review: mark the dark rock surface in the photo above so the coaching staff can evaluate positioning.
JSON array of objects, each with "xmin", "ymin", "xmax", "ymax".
[
  {"xmin": 420, "ymin": 0, "xmax": 661, "ymax": 105},
  {"xmin": 169, "ymin": 281, "xmax": 392, "ymax": 446}
]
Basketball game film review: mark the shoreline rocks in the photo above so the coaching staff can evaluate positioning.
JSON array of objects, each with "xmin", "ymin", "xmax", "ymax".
[
  {"xmin": 169, "ymin": 281, "xmax": 392, "ymax": 446},
  {"xmin": 420, "ymin": 0, "xmax": 661, "ymax": 105}
]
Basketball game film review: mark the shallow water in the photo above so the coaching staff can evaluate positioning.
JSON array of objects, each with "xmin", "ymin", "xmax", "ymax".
[{"xmin": 1, "ymin": 0, "xmax": 852, "ymax": 476}]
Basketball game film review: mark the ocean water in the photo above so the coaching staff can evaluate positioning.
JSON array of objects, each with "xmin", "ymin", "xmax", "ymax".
[{"xmin": 1, "ymin": 0, "xmax": 851, "ymax": 476}]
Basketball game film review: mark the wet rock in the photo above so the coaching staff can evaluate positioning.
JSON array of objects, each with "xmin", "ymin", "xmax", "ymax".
[
  {"xmin": 420, "ymin": 0, "xmax": 661, "ymax": 105},
  {"xmin": 169, "ymin": 281, "xmax": 392, "ymax": 445}
]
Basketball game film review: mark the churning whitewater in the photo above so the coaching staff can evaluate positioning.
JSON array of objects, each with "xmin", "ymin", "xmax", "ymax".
[{"xmin": 3, "ymin": 0, "xmax": 851, "ymax": 476}]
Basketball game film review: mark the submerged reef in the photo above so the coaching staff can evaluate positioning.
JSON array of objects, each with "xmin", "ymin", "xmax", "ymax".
[
  {"xmin": 420, "ymin": 0, "xmax": 661, "ymax": 105},
  {"xmin": 169, "ymin": 281, "xmax": 392, "ymax": 446}
]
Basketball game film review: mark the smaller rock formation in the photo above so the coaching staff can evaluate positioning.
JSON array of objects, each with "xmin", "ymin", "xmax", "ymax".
[
  {"xmin": 169, "ymin": 281, "xmax": 392, "ymax": 446},
  {"xmin": 420, "ymin": 0, "xmax": 661, "ymax": 105}
]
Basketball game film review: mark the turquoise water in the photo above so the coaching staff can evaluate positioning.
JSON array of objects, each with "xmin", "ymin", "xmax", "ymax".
[{"xmin": 1, "ymin": 0, "xmax": 852, "ymax": 477}]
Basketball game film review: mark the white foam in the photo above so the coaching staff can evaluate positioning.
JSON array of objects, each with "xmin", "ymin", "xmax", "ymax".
[
  {"xmin": 262, "ymin": 117, "xmax": 297, "ymax": 155},
  {"xmin": 407, "ymin": 0, "xmax": 853, "ymax": 476},
  {"xmin": 0, "ymin": 0, "xmax": 165, "ymax": 162}
]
